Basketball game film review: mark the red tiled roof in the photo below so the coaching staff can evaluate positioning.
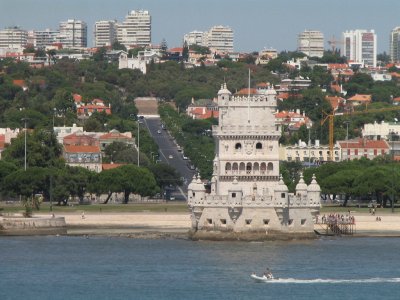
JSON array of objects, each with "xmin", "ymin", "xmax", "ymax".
[
  {"xmin": 102, "ymin": 163, "xmax": 125, "ymax": 170},
  {"xmin": 347, "ymin": 94, "xmax": 372, "ymax": 102},
  {"xmin": 256, "ymin": 82, "xmax": 270, "ymax": 88},
  {"xmin": 168, "ymin": 47, "xmax": 183, "ymax": 53},
  {"xmin": 64, "ymin": 145, "xmax": 100, "ymax": 153},
  {"xmin": 328, "ymin": 63, "xmax": 348, "ymax": 70},
  {"xmin": 13, "ymin": 79, "xmax": 26, "ymax": 87},
  {"xmin": 393, "ymin": 96, "xmax": 400, "ymax": 102},
  {"xmin": 277, "ymin": 92, "xmax": 290, "ymax": 100},
  {"xmin": 73, "ymin": 94, "xmax": 82, "ymax": 102},
  {"xmin": 99, "ymin": 132, "xmax": 131, "ymax": 140},
  {"xmin": 275, "ymin": 111, "xmax": 303, "ymax": 119},
  {"xmin": 326, "ymin": 96, "xmax": 345, "ymax": 111},
  {"xmin": 235, "ymin": 88, "xmax": 258, "ymax": 95},
  {"xmin": 338, "ymin": 139, "xmax": 388, "ymax": 149},
  {"xmin": 190, "ymin": 108, "xmax": 219, "ymax": 119}
]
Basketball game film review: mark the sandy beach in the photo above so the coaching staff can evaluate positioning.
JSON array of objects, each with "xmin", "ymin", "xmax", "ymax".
[{"xmin": 33, "ymin": 210, "xmax": 400, "ymax": 238}]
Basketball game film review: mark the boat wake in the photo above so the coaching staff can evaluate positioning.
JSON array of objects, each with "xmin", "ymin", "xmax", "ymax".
[{"xmin": 259, "ymin": 277, "xmax": 400, "ymax": 284}]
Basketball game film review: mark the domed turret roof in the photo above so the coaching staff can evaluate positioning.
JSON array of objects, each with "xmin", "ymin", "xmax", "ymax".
[
  {"xmin": 217, "ymin": 83, "xmax": 231, "ymax": 95},
  {"xmin": 296, "ymin": 173, "xmax": 308, "ymax": 192},
  {"xmin": 307, "ymin": 174, "xmax": 321, "ymax": 192},
  {"xmin": 274, "ymin": 175, "xmax": 288, "ymax": 193}
]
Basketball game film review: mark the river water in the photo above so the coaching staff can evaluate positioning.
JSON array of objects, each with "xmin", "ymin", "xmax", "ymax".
[{"xmin": 1, "ymin": 236, "xmax": 400, "ymax": 299}]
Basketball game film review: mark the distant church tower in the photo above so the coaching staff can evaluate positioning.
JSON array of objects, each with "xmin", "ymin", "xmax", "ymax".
[{"xmin": 188, "ymin": 82, "xmax": 321, "ymax": 240}]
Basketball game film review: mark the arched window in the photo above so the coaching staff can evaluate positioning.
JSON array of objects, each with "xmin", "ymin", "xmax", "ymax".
[
  {"xmin": 267, "ymin": 162, "xmax": 273, "ymax": 171},
  {"xmin": 239, "ymin": 162, "xmax": 245, "ymax": 173},
  {"xmin": 253, "ymin": 162, "xmax": 260, "ymax": 172},
  {"xmin": 246, "ymin": 163, "xmax": 252, "ymax": 174},
  {"xmin": 225, "ymin": 162, "xmax": 231, "ymax": 171},
  {"xmin": 256, "ymin": 142, "xmax": 262, "ymax": 149},
  {"xmin": 235, "ymin": 143, "xmax": 242, "ymax": 150},
  {"xmin": 232, "ymin": 163, "xmax": 238, "ymax": 173},
  {"xmin": 260, "ymin": 162, "xmax": 266, "ymax": 174}
]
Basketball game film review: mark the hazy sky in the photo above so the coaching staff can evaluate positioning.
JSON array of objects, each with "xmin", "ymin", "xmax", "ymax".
[{"xmin": 1, "ymin": 0, "xmax": 399, "ymax": 53}]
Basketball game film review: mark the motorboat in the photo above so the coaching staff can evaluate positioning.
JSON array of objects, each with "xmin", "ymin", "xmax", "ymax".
[{"xmin": 251, "ymin": 273, "xmax": 275, "ymax": 282}]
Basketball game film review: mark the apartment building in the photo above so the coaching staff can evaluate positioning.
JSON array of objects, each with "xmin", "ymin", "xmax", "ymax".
[
  {"xmin": 390, "ymin": 26, "xmax": 400, "ymax": 63},
  {"xmin": 183, "ymin": 31, "xmax": 205, "ymax": 46},
  {"xmin": 94, "ymin": 20, "xmax": 117, "ymax": 47},
  {"xmin": 297, "ymin": 30, "xmax": 324, "ymax": 58},
  {"xmin": 0, "ymin": 26, "xmax": 28, "ymax": 50},
  {"xmin": 204, "ymin": 25, "xmax": 233, "ymax": 54},
  {"xmin": 342, "ymin": 29, "xmax": 377, "ymax": 68},
  {"xmin": 27, "ymin": 29, "xmax": 59, "ymax": 48},
  {"xmin": 59, "ymin": 19, "xmax": 87, "ymax": 48},
  {"xmin": 117, "ymin": 10, "xmax": 151, "ymax": 48}
]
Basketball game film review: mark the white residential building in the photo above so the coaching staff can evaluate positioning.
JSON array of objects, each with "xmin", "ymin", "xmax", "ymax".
[
  {"xmin": 118, "ymin": 48, "xmax": 160, "ymax": 74},
  {"xmin": 183, "ymin": 31, "xmax": 205, "ymax": 46},
  {"xmin": 94, "ymin": 20, "xmax": 117, "ymax": 47},
  {"xmin": 342, "ymin": 29, "xmax": 377, "ymax": 68},
  {"xmin": 298, "ymin": 30, "xmax": 324, "ymax": 58},
  {"xmin": 0, "ymin": 27, "xmax": 28, "ymax": 50},
  {"xmin": 117, "ymin": 10, "xmax": 151, "ymax": 48},
  {"xmin": 59, "ymin": 19, "xmax": 87, "ymax": 48},
  {"xmin": 362, "ymin": 121, "xmax": 400, "ymax": 140},
  {"xmin": 390, "ymin": 26, "xmax": 400, "ymax": 63},
  {"xmin": 204, "ymin": 25, "xmax": 234, "ymax": 54},
  {"xmin": 28, "ymin": 29, "xmax": 59, "ymax": 48},
  {"xmin": 280, "ymin": 140, "xmax": 341, "ymax": 163}
]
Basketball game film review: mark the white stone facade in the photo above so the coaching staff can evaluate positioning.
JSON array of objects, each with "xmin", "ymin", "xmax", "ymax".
[
  {"xmin": 188, "ymin": 84, "xmax": 321, "ymax": 239},
  {"xmin": 0, "ymin": 27, "xmax": 28, "ymax": 50},
  {"xmin": 298, "ymin": 30, "xmax": 324, "ymax": 58}
]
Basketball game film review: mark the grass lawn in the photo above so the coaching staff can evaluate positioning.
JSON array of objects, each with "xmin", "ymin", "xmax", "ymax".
[{"xmin": 0, "ymin": 201, "xmax": 190, "ymax": 214}]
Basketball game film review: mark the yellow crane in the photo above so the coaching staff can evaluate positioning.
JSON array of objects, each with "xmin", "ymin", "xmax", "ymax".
[{"xmin": 321, "ymin": 106, "xmax": 400, "ymax": 162}]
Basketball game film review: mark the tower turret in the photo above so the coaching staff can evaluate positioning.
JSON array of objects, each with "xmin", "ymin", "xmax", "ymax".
[{"xmin": 307, "ymin": 174, "xmax": 321, "ymax": 206}]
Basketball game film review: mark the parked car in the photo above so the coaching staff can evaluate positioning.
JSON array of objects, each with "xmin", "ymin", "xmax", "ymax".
[
  {"xmin": 157, "ymin": 130, "xmax": 161, "ymax": 134},
  {"xmin": 168, "ymin": 154, "xmax": 173, "ymax": 159}
]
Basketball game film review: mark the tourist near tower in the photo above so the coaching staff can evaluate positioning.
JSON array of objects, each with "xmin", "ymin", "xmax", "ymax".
[{"xmin": 187, "ymin": 79, "xmax": 321, "ymax": 240}]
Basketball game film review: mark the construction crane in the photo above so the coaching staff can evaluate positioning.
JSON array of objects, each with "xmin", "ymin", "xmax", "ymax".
[
  {"xmin": 327, "ymin": 35, "xmax": 343, "ymax": 52},
  {"xmin": 321, "ymin": 111, "xmax": 335, "ymax": 161},
  {"xmin": 321, "ymin": 106, "xmax": 400, "ymax": 162}
]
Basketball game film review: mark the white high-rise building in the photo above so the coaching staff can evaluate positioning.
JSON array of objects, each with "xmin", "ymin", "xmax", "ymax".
[
  {"xmin": 390, "ymin": 27, "xmax": 400, "ymax": 63},
  {"xmin": 183, "ymin": 31, "xmax": 204, "ymax": 46},
  {"xmin": 28, "ymin": 29, "xmax": 59, "ymax": 48},
  {"xmin": 94, "ymin": 20, "xmax": 117, "ymax": 47},
  {"xmin": 297, "ymin": 30, "xmax": 324, "ymax": 58},
  {"xmin": 342, "ymin": 29, "xmax": 377, "ymax": 68},
  {"xmin": 0, "ymin": 27, "xmax": 28, "ymax": 50},
  {"xmin": 204, "ymin": 25, "xmax": 234, "ymax": 54},
  {"xmin": 117, "ymin": 10, "xmax": 151, "ymax": 48},
  {"xmin": 59, "ymin": 19, "xmax": 87, "ymax": 48}
]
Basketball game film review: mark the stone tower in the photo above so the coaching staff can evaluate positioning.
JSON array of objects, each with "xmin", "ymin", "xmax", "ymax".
[{"xmin": 188, "ymin": 83, "xmax": 321, "ymax": 240}]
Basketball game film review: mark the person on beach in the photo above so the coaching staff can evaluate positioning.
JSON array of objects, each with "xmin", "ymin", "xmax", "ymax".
[{"xmin": 81, "ymin": 211, "xmax": 85, "ymax": 219}]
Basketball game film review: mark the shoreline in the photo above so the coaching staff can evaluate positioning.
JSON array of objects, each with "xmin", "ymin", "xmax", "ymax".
[{"xmin": 3, "ymin": 211, "xmax": 400, "ymax": 239}]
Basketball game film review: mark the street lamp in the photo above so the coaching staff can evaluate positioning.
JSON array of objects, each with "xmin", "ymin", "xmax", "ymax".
[
  {"xmin": 21, "ymin": 117, "xmax": 28, "ymax": 171},
  {"xmin": 390, "ymin": 131, "xmax": 398, "ymax": 213},
  {"xmin": 344, "ymin": 121, "xmax": 350, "ymax": 161},
  {"xmin": 130, "ymin": 114, "xmax": 142, "ymax": 166}
]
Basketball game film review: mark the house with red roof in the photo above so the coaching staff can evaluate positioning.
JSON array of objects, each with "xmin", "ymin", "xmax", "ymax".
[
  {"xmin": 347, "ymin": 94, "xmax": 372, "ymax": 106},
  {"xmin": 186, "ymin": 98, "xmax": 219, "ymax": 120},
  {"xmin": 338, "ymin": 138, "xmax": 389, "ymax": 161},
  {"xmin": 76, "ymin": 99, "xmax": 112, "ymax": 118},
  {"xmin": 63, "ymin": 145, "xmax": 102, "ymax": 172},
  {"xmin": 326, "ymin": 95, "xmax": 346, "ymax": 112},
  {"xmin": 274, "ymin": 110, "xmax": 312, "ymax": 131},
  {"xmin": 99, "ymin": 130, "xmax": 134, "ymax": 151},
  {"xmin": 63, "ymin": 132, "xmax": 99, "ymax": 147}
]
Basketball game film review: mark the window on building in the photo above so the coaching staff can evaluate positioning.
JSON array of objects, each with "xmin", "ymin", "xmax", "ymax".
[
  {"xmin": 220, "ymin": 219, "xmax": 226, "ymax": 225},
  {"xmin": 256, "ymin": 142, "xmax": 262, "ymax": 149},
  {"xmin": 245, "ymin": 219, "xmax": 252, "ymax": 225},
  {"xmin": 232, "ymin": 193, "xmax": 236, "ymax": 198},
  {"xmin": 235, "ymin": 143, "xmax": 242, "ymax": 150},
  {"xmin": 281, "ymin": 193, "xmax": 285, "ymax": 198},
  {"xmin": 301, "ymin": 219, "xmax": 306, "ymax": 225},
  {"xmin": 207, "ymin": 219, "xmax": 212, "ymax": 224},
  {"xmin": 288, "ymin": 219, "xmax": 293, "ymax": 225},
  {"xmin": 263, "ymin": 219, "xmax": 270, "ymax": 225},
  {"xmin": 267, "ymin": 162, "xmax": 273, "ymax": 171}
]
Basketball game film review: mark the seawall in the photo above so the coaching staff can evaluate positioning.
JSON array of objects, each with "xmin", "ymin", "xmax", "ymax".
[{"xmin": 0, "ymin": 216, "xmax": 67, "ymax": 236}]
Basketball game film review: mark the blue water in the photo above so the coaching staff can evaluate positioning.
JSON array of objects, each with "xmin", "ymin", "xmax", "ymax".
[{"xmin": 1, "ymin": 236, "xmax": 400, "ymax": 300}]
